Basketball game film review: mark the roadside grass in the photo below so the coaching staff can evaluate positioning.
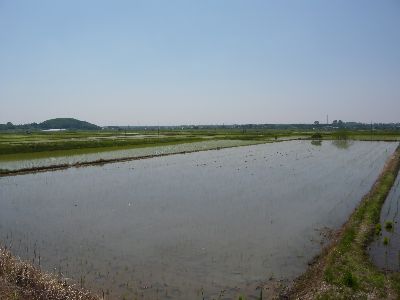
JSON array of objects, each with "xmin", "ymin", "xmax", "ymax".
[{"xmin": 290, "ymin": 145, "xmax": 400, "ymax": 299}]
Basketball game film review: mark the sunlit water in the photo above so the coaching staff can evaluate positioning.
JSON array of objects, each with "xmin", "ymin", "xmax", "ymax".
[{"xmin": 0, "ymin": 140, "xmax": 397, "ymax": 299}]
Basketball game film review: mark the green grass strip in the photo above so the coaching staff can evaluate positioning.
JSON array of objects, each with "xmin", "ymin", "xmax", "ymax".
[{"xmin": 319, "ymin": 145, "xmax": 400, "ymax": 299}]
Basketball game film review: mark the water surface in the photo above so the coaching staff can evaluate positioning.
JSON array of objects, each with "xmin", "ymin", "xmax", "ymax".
[{"xmin": 0, "ymin": 140, "xmax": 396, "ymax": 299}]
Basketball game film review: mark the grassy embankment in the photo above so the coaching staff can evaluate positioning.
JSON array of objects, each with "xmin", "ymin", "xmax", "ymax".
[
  {"xmin": 1, "ymin": 129, "xmax": 399, "ymax": 163},
  {"xmin": 0, "ymin": 129, "xmax": 304, "ymax": 162},
  {"xmin": 289, "ymin": 144, "xmax": 400, "ymax": 299},
  {"xmin": 0, "ymin": 132, "xmax": 200, "ymax": 161},
  {"xmin": 321, "ymin": 130, "xmax": 400, "ymax": 142}
]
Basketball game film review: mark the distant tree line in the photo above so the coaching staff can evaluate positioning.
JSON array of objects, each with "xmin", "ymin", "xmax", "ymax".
[
  {"xmin": 0, "ymin": 118, "xmax": 100, "ymax": 131},
  {"xmin": 106, "ymin": 122, "xmax": 400, "ymax": 131},
  {"xmin": 1, "ymin": 119, "xmax": 399, "ymax": 131}
]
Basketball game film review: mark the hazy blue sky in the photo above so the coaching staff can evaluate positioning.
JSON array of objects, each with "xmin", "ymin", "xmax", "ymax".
[{"xmin": 1, "ymin": 0, "xmax": 399, "ymax": 125}]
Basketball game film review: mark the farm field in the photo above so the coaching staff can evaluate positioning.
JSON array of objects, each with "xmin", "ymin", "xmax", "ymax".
[
  {"xmin": 2, "ymin": 1, "xmax": 399, "ymax": 298},
  {"xmin": 1, "ymin": 129, "xmax": 399, "ymax": 174},
  {"xmin": 0, "ymin": 140, "xmax": 396, "ymax": 299},
  {"xmin": 0, "ymin": 139, "xmax": 262, "ymax": 172},
  {"xmin": 0, "ymin": 129, "xmax": 304, "ymax": 159}
]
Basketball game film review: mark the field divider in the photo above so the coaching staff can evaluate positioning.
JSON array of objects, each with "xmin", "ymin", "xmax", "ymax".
[
  {"xmin": 286, "ymin": 143, "xmax": 400, "ymax": 299},
  {"xmin": 0, "ymin": 140, "xmax": 279, "ymax": 177}
]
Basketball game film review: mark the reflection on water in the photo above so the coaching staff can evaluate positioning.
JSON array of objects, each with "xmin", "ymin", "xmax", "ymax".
[
  {"xmin": 331, "ymin": 140, "xmax": 353, "ymax": 150},
  {"xmin": 369, "ymin": 170, "xmax": 400, "ymax": 271},
  {"xmin": 0, "ymin": 141, "xmax": 396, "ymax": 299},
  {"xmin": 311, "ymin": 140, "xmax": 322, "ymax": 146}
]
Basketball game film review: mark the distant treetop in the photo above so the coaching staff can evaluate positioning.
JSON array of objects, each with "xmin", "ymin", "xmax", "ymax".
[
  {"xmin": 0, "ymin": 118, "xmax": 100, "ymax": 131},
  {"xmin": 39, "ymin": 118, "xmax": 100, "ymax": 130}
]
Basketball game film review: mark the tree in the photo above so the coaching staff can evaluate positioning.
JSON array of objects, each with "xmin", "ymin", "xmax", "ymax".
[{"xmin": 314, "ymin": 121, "xmax": 320, "ymax": 125}]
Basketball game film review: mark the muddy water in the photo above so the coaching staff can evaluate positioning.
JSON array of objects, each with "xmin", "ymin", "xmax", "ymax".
[
  {"xmin": 0, "ymin": 141, "xmax": 396, "ymax": 299},
  {"xmin": 369, "ymin": 169, "xmax": 400, "ymax": 271}
]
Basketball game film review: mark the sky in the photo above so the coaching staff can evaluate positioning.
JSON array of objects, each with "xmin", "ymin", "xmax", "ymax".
[{"xmin": 0, "ymin": 0, "xmax": 399, "ymax": 126}]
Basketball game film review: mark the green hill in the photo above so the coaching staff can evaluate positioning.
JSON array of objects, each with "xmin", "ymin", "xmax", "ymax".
[{"xmin": 39, "ymin": 118, "xmax": 100, "ymax": 130}]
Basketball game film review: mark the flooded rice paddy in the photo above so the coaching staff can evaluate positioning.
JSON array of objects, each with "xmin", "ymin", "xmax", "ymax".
[
  {"xmin": 0, "ymin": 140, "xmax": 397, "ymax": 299},
  {"xmin": 369, "ymin": 169, "xmax": 400, "ymax": 271},
  {"xmin": 0, "ymin": 140, "xmax": 259, "ymax": 171}
]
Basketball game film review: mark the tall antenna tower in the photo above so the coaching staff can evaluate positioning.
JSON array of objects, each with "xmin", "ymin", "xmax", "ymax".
[{"xmin": 326, "ymin": 114, "xmax": 329, "ymax": 125}]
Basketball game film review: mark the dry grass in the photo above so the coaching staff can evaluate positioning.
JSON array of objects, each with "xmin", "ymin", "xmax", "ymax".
[{"xmin": 0, "ymin": 247, "xmax": 98, "ymax": 300}]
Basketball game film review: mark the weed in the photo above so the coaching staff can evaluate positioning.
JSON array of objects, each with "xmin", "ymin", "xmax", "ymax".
[
  {"xmin": 342, "ymin": 271, "xmax": 358, "ymax": 289},
  {"xmin": 385, "ymin": 221, "xmax": 393, "ymax": 231},
  {"xmin": 375, "ymin": 223, "xmax": 382, "ymax": 235},
  {"xmin": 324, "ymin": 267, "xmax": 334, "ymax": 283},
  {"xmin": 383, "ymin": 237, "xmax": 390, "ymax": 245}
]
